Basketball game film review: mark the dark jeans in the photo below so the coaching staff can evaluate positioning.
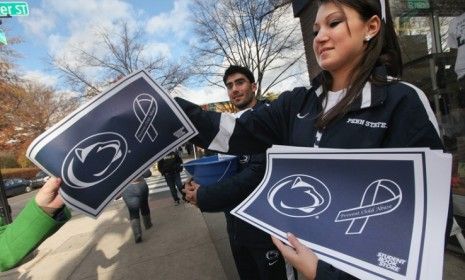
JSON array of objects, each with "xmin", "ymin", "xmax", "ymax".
[
  {"xmin": 229, "ymin": 241, "xmax": 294, "ymax": 280},
  {"xmin": 164, "ymin": 172, "xmax": 184, "ymax": 202},
  {"xmin": 458, "ymin": 76, "xmax": 465, "ymax": 108},
  {"xmin": 122, "ymin": 181, "xmax": 150, "ymax": 220}
]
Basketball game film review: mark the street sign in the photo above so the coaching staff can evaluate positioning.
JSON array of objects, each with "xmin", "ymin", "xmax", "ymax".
[
  {"xmin": 0, "ymin": 2, "xmax": 29, "ymax": 17},
  {"xmin": 0, "ymin": 169, "xmax": 12, "ymax": 225},
  {"xmin": 407, "ymin": 0, "xmax": 430, "ymax": 9}
]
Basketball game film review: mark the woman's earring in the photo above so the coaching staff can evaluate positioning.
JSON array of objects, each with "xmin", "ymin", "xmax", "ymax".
[{"xmin": 364, "ymin": 35, "xmax": 371, "ymax": 42}]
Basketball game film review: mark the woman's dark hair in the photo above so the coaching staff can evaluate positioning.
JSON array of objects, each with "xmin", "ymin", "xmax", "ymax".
[
  {"xmin": 223, "ymin": 65, "xmax": 255, "ymax": 85},
  {"xmin": 315, "ymin": 0, "xmax": 402, "ymax": 129}
]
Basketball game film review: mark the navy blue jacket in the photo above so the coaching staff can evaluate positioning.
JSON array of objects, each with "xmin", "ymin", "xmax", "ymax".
[
  {"xmin": 157, "ymin": 152, "xmax": 183, "ymax": 175},
  {"xmin": 175, "ymin": 72, "xmax": 451, "ymax": 279},
  {"xmin": 196, "ymin": 101, "xmax": 274, "ymax": 247},
  {"xmin": 176, "ymin": 77, "xmax": 443, "ymax": 153}
]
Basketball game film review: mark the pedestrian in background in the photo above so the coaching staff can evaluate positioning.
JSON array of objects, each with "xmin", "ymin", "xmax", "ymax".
[
  {"xmin": 122, "ymin": 169, "xmax": 152, "ymax": 243},
  {"xmin": 157, "ymin": 150, "xmax": 184, "ymax": 205}
]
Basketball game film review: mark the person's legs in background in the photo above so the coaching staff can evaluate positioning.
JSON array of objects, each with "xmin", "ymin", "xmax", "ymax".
[
  {"xmin": 458, "ymin": 76, "xmax": 465, "ymax": 108},
  {"xmin": 122, "ymin": 186, "xmax": 143, "ymax": 243},
  {"xmin": 139, "ymin": 182, "xmax": 152, "ymax": 229},
  {"xmin": 165, "ymin": 173, "xmax": 180, "ymax": 205},
  {"xmin": 174, "ymin": 172, "xmax": 186, "ymax": 201}
]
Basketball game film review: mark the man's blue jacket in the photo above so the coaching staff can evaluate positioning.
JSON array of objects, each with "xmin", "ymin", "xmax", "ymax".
[{"xmin": 196, "ymin": 101, "xmax": 274, "ymax": 247}]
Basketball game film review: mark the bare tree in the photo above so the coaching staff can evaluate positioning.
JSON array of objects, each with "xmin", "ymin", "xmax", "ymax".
[
  {"xmin": 53, "ymin": 21, "xmax": 191, "ymax": 98},
  {"xmin": 189, "ymin": 0, "xmax": 305, "ymax": 98}
]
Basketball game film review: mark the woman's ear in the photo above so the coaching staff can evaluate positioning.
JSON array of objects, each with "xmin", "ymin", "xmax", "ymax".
[{"xmin": 365, "ymin": 15, "xmax": 381, "ymax": 40}]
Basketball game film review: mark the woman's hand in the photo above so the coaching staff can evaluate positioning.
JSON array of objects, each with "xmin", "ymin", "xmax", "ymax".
[
  {"xmin": 272, "ymin": 232, "xmax": 318, "ymax": 280},
  {"xmin": 35, "ymin": 177, "xmax": 64, "ymax": 216}
]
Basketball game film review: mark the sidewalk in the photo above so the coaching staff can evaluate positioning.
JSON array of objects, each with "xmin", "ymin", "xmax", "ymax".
[{"xmin": 0, "ymin": 192, "xmax": 232, "ymax": 280}]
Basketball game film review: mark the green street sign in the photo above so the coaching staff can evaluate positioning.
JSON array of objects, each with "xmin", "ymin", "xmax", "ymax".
[
  {"xmin": 407, "ymin": 0, "xmax": 430, "ymax": 9},
  {"xmin": 0, "ymin": 2, "xmax": 29, "ymax": 17},
  {"xmin": 0, "ymin": 29, "xmax": 7, "ymax": 45}
]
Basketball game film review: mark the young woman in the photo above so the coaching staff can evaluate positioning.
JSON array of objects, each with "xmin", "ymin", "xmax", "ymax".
[
  {"xmin": 122, "ymin": 169, "xmax": 152, "ymax": 243},
  {"xmin": 175, "ymin": 0, "xmax": 452, "ymax": 278}
]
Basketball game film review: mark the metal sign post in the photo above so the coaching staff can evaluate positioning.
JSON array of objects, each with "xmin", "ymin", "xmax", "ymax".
[
  {"xmin": 0, "ymin": 3, "xmax": 27, "ymax": 219},
  {"xmin": 0, "ymin": 13, "xmax": 12, "ymax": 45},
  {"xmin": 0, "ymin": 169, "xmax": 12, "ymax": 224}
]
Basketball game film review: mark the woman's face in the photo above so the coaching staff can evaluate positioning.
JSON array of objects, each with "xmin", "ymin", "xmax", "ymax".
[{"xmin": 312, "ymin": 2, "xmax": 370, "ymax": 77}]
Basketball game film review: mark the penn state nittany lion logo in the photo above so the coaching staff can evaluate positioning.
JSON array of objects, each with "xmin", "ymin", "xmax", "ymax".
[
  {"xmin": 267, "ymin": 174, "xmax": 331, "ymax": 218},
  {"xmin": 239, "ymin": 155, "xmax": 250, "ymax": 164},
  {"xmin": 62, "ymin": 132, "xmax": 128, "ymax": 189}
]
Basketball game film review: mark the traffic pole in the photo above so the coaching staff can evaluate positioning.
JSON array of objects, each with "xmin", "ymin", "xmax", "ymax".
[{"xmin": 0, "ymin": 169, "xmax": 13, "ymax": 224}]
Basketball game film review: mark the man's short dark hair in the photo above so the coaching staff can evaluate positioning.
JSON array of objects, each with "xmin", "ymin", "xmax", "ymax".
[{"xmin": 223, "ymin": 65, "xmax": 255, "ymax": 85}]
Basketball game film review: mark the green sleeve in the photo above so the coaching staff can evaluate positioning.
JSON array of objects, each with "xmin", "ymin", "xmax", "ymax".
[{"xmin": 0, "ymin": 199, "xmax": 70, "ymax": 272}]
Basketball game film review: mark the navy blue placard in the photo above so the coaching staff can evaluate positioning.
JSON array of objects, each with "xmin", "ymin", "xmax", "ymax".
[
  {"xmin": 233, "ymin": 150, "xmax": 427, "ymax": 279},
  {"xmin": 27, "ymin": 70, "xmax": 197, "ymax": 217}
]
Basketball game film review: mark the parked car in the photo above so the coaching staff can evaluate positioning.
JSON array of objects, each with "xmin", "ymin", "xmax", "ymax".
[
  {"xmin": 1, "ymin": 178, "xmax": 32, "ymax": 197},
  {"xmin": 29, "ymin": 171, "xmax": 50, "ymax": 189}
]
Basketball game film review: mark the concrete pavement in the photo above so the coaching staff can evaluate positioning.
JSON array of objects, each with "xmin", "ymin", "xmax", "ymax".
[{"xmin": 1, "ymin": 186, "xmax": 236, "ymax": 280}]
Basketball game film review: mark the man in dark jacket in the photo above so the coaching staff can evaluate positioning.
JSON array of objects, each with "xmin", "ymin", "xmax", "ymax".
[
  {"xmin": 184, "ymin": 65, "xmax": 294, "ymax": 280},
  {"xmin": 176, "ymin": 67, "xmax": 452, "ymax": 279},
  {"xmin": 158, "ymin": 150, "xmax": 184, "ymax": 205}
]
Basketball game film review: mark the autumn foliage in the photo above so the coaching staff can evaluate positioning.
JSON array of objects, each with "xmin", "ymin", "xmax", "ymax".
[{"xmin": 1, "ymin": 48, "xmax": 79, "ymax": 167}]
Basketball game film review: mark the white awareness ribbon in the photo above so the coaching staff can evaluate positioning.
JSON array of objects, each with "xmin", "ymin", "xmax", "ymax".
[{"xmin": 133, "ymin": 94, "xmax": 158, "ymax": 143}]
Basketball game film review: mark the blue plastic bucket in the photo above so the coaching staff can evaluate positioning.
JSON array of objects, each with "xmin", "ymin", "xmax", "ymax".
[{"xmin": 183, "ymin": 155, "xmax": 238, "ymax": 186}]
